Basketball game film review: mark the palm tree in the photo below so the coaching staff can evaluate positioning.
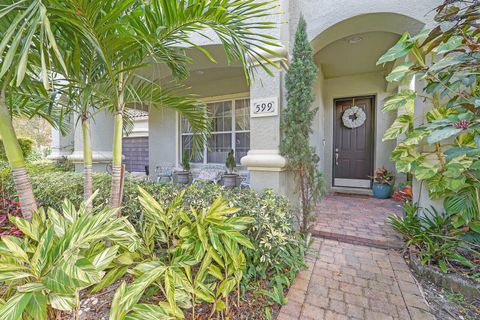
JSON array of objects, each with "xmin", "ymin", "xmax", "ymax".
[
  {"xmin": 2, "ymin": 0, "xmax": 281, "ymax": 212},
  {"xmin": 0, "ymin": 1, "xmax": 69, "ymax": 220},
  {"xmin": 52, "ymin": 0, "xmax": 280, "ymax": 209}
]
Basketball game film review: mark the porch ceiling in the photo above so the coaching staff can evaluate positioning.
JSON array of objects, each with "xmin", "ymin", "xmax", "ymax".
[{"xmin": 314, "ymin": 31, "xmax": 400, "ymax": 79}]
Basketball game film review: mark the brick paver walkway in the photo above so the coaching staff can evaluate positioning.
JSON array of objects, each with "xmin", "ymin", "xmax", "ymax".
[
  {"xmin": 277, "ymin": 194, "xmax": 435, "ymax": 320},
  {"xmin": 313, "ymin": 194, "xmax": 403, "ymax": 249},
  {"xmin": 277, "ymin": 239, "xmax": 434, "ymax": 320}
]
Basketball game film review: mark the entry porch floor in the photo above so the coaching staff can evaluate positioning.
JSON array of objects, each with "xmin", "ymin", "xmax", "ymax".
[
  {"xmin": 277, "ymin": 194, "xmax": 436, "ymax": 320},
  {"xmin": 313, "ymin": 193, "xmax": 404, "ymax": 250}
]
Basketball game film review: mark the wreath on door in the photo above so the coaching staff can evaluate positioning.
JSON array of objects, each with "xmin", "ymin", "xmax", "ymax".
[{"xmin": 342, "ymin": 106, "xmax": 366, "ymax": 129}]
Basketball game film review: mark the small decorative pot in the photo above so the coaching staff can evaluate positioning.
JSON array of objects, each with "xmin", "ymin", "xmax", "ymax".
[
  {"xmin": 222, "ymin": 173, "xmax": 239, "ymax": 188},
  {"xmin": 174, "ymin": 171, "xmax": 191, "ymax": 185},
  {"xmin": 372, "ymin": 182, "xmax": 392, "ymax": 199}
]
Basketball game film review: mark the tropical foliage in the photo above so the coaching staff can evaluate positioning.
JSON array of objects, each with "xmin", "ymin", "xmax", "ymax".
[
  {"xmin": 0, "ymin": 193, "xmax": 141, "ymax": 319},
  {"xmin": 108, "ymin": 187, "xmax": 253, "ymax": 319},
  {"xmin": 379, "ymin": 0, "xmax": 480, "ymax": 239},
  {"xmin": 280, "ymin": 16, "xmax": 325, "ymax": 232},
  {"xmin": 389, "ymin": 203, "xmax": 479, "ymax": 277},
  {"xmin": 0, "ymin": 170, "xmax": 307, "ymax": 317},
  {"xmin": 0, "ymin": 0, "xmax": 281, "ymax": 218},
  {"xmin": 370, "ymin": 167, "xmax": 395, "ymax": 185},
  {"xmin": 0, "ymin": 138, "xmax": 34, "ymax": 162}
]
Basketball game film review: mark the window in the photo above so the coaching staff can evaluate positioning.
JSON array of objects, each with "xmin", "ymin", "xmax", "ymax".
[{"xmin": 181, "ymin": 98, "xmax": 250, "ymax": 164}]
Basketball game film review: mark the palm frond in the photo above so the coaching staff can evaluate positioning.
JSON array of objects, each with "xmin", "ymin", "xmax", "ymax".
[{"xmin": 124, "ymin": 76, "xmax": 211, "ymax": 154}]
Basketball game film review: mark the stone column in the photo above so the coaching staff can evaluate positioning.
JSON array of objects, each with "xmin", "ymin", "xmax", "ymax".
[
  {"xmin": 47, "ymin": 116, "xmax": 74, "ymax": 161},
  {"xmin": 68, "ymin": 110, "xmax": 115, "ymax": 172},
  {"xmin": 241, "ymin": 50, "xmax": 296, "ymax": 197},
  {"xmin": 241, "ymin": 0, "xmax": 294, "ymax": 198},
  {"xmin": 148, "ymin": 107, "xmax": 177, "ymax": 171}
]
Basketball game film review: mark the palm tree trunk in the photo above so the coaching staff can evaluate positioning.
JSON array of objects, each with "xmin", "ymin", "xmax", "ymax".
[
  {"xmin": 109, "ymin": 111, "xmax": 123, "ymax": 208},
  {"xmin": 0, "ymin": 91, "xmax": 37, "ymax": 220},
  {"xmin": 82, "ymin": 116, "xmax": 93, "ymax": 209}
]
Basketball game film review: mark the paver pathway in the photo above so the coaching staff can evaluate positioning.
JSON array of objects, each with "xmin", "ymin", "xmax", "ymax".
[
  {"xmin": 277, "ymin": 194, "xmax": 435, "ymax": 320},
  {"xmin": 313, "ymin": 194, "xmax": 403, "ymax": 249}
]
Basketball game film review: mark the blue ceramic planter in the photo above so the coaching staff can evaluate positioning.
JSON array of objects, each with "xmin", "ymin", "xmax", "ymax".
[{"xmin": 372, "ymin": 183, "xmax": 392, "ymax": 199}]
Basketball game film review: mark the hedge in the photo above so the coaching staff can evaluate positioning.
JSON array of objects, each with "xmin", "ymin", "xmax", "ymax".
[
  {"xmin": 0, "ymin": 137, "xmax": 35, "ymax": 162},
  {"xmin": 0, "ymin": 171, "xmax": 306, "ymax": 284}
]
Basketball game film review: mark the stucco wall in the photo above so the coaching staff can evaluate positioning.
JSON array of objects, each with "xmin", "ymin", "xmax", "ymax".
[
  {"xmin": 310, "ymin": 65, "xmax": 326, "ymax": 172},
  {"xmin": 292, "ymin": 0, "xmax": 440, "ymax": 51},
  {"xmin": 148, "ymin": 108, "xmax": 177, "ymax": 172},
  {"xmin": 188, "ymin": 75, "xmax": 248, "ymax": 99},
  {"xmin": 321, "ymin": 71, "xmax": 396, "ymax": 188}
]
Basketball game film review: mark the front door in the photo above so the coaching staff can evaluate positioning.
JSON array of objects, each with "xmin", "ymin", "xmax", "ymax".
[{"xmin": 333, "ymin": 96, "xmax": 374, "ymax": 188}]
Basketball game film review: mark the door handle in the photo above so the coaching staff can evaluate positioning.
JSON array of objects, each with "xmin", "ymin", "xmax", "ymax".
[{"xmin": 335, "ymin": 148, "xmax": 339, "ymax": 166}]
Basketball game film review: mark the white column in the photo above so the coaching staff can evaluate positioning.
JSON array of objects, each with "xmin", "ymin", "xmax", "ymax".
[
  {"xmin": 47, "ymin": 116, "xmax": 74, "ymax": 161},
  {"xmin": 67, "ymin": 110, "xmax": 115, "ymax": 172},
  {"xmin": 241, "ymin": 50, "xmax": 296, "ymax": 197},
  {"xmin": 241, "ymin": 0, "xmax": 294, "ymax": 197}
]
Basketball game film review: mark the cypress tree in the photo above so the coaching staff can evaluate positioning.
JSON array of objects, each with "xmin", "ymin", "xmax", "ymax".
[{"xmin": 280, "ymin": 15, "xmax": 325, "ymax": 232}]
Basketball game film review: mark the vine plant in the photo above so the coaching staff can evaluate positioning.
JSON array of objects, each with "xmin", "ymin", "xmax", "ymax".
[{"xmin": 379, "ymin": 0, "xmax": 480, "ymax": 238}]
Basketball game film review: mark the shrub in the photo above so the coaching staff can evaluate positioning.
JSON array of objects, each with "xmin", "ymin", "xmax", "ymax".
[
  {"xmin": 109, "ymin": 188, "xmax": 255, "ymax": 319},
  {"xmin": 0, "ymin": 137, "xmax": 34, "ymax": 162},
  {"xmin": 0, "ymin": 195, "xmax": 142, "ymax": 319},
  {"xmin": 0, "ymin": 171, "xmax": 307, "ymax": 306},
  {"xmin": 389, "ymin": 203, "xmax": 479, "ymax": 274}
]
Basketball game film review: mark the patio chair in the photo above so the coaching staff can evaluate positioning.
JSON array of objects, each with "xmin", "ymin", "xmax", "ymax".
[
  {"xmin": 239, "ymin": 173, "xmax": 250, "ymax": 189},
  {"xmin": 155, "ymin": 163, "xmax": 174, "ymax": 183},
  {"xmin": 193, "ymin": 165, "xmax": 224, "ymax": 185}
]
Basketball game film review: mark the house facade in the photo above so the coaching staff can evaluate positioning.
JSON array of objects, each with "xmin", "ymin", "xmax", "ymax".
[{"xmin": 49, "ymin": 0, "xmax": 441, "ymax": 200}]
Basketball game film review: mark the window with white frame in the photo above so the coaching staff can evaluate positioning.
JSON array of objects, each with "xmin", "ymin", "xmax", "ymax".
[{"xmin": 181, "ymin": 98, "xmax": 250, "ymax": 165}]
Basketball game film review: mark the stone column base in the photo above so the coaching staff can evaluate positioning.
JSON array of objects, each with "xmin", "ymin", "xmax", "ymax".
[
  {"xmin": 47, "ymin": 151, "xmax": 72, "ymax": 161},
  {"xmin": 67, "ymin": 151, "xmax": 115, "ymax": 173},
  {"xmin": 241, "ymin": 150, "xmax": 297, "ymax": 202}
]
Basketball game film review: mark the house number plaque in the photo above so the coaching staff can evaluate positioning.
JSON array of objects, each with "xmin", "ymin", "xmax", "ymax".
[{"xmin": 251, "ymin": 97, "xmax": 278, "ymax": 118}]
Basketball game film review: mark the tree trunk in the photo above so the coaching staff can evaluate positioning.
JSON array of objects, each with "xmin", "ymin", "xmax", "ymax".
[
  {"xmin": 82, "ymin": 117, "xmax": 93, "ymax": 209},
  {"xmin": 0, "ymin": 91, "xmax": 37, "ymax": 220},
  {"xmin": 109, "ymin": 111, "xmax": 123, "ymax": 208}
]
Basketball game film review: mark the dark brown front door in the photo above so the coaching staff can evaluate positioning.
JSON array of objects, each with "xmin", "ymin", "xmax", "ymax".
[{"xmin": 333, "ymin": 96, "xmax": 374, "ymax": 188}]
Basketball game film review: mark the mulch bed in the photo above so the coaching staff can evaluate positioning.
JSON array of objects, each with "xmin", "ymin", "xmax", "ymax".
[
  {"xmin": 63, "ymin": 276, "xmax": 280, "ymax": 320},
  {"xmin": 418, "ymin": 277, "xmax": 480, "ymax": 320},
  {"xmin": 401, "ymin": 249, "xmax": 480, "ymax": 320}
]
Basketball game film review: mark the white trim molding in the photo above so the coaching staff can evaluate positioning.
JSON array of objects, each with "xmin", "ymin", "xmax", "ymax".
[
  {"xmin": 240, "ymin": 149, "xmax": 287, "ymax": 172},
  {"xmin": 47, "ymin": 151, "xmax": 73, "ymax": 161},
  {"xmin": 334, "ymin": 178, "xmax": 371, "ymax": 189},
  {"xmin": 67, "ymin": 151, "xmax": 116, "ymax": 163}
]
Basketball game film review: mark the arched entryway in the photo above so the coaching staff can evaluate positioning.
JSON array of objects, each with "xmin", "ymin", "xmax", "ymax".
[{"xmin": 309, "ymin": 13, "xmax": 425, "ymax": 191}]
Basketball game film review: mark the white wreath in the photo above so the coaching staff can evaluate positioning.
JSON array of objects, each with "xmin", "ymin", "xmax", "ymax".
[{"xmin": 342, "ymin": 106, "xmax": 366, "ymax": 129}]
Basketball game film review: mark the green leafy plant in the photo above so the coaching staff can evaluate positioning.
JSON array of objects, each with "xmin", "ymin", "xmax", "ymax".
[
  {"xmin": 0, "ymin": 138, "xmax": 34, "ymax": 162},
  {"xmin": 370, "ymin": 167, "xmax": 395, "ymax": 185},
  {"xmin": 182, "ymin": 151, "xmax": 191, "ymax": 172},
  {"xmin": 225, "ymin": 150, "xmax": 236, "ymax": 174},
  {"xmin": 110, "ymin": 187, "xmax": 255, "ymax": 319},
  {"xmin": 1, "ymin": 172, "xmax": 307, "ymax": 315},
  {"xmin": 0, "ymin": 193, "xmax": 141, "ymax": 319},
  {"xmin": 389, "ymin": 204, "xmax": 479, "ymax": 273},
  {"xmin": 379, "ymin": 0, "xmax": 480, "ymax": 238},
  {"xmin": 280, "ymin": 16, "xmax": 326, "ymax": 232}
]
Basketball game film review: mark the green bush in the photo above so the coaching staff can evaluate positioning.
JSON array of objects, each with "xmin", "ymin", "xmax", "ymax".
[
  {"xmin": 0, "ymin": 196, "xmax": 142, "ymax": 319},
  {"xmin": 0, "ymin": 137, "xmax": 35, "ymax": 161},
  {"xmin": 389, "ymin": 203, "xmax": 479, "ymax": 276},
  {"xmin": 0, "ymin": 171, "xmax": 307, "ymax": 301}
]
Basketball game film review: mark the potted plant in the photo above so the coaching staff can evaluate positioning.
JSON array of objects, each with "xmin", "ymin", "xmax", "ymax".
[
  {"xmin": 392, "ymin": 184, "xmax": 412, "ymax": 204},
  {"xmin": 370, "ymin": 167, "xmax": 394, "ymax": 199},
  {"xmin": 175, "ymin": 151, "xmax": 192, "ymax": 185},
  {"xmin": 222, "ymin": 150, "xmax": 239, "ymax": 188}
]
